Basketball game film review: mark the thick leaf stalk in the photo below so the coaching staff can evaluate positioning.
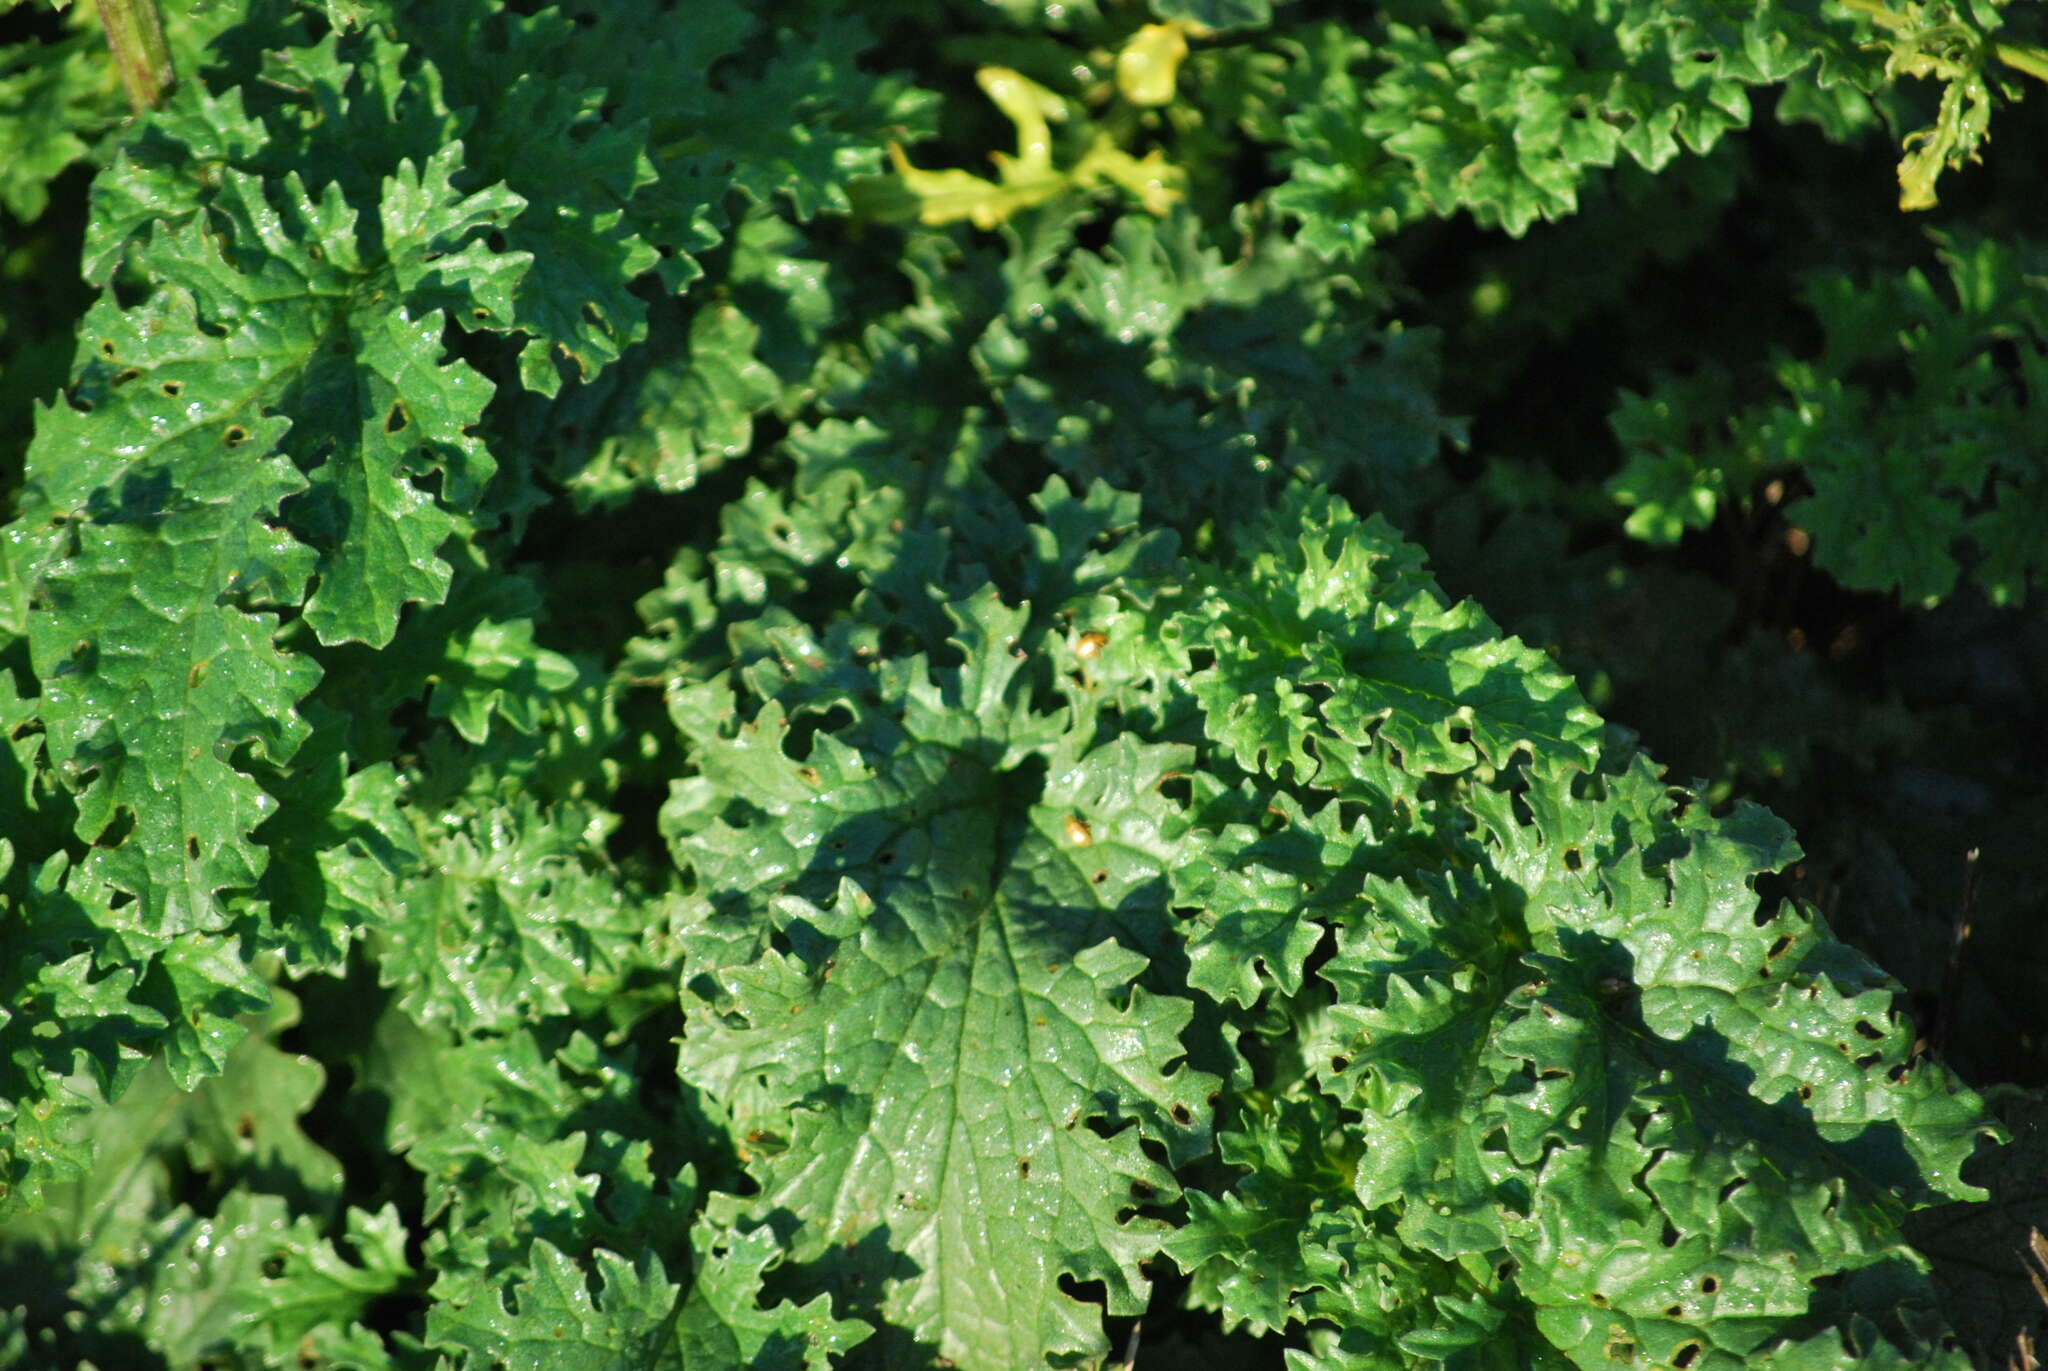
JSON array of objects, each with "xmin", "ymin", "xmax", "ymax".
[{"xmin": 94, "ymin": 0, "xmax": 173, "ymax": 112}]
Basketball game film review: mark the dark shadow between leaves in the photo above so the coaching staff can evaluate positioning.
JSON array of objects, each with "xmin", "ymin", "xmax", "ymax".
[{"xmin": 743, "ymin": 1210, "xmax": 935, "ymax": 1370}]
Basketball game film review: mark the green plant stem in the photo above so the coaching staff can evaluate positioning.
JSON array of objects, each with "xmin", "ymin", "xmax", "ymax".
[
  {"xmin": 1995, "ymin": 40, "xmax": 2048, "ymax": 84},
  {"xmin": 1837, "ymin": 0, "xmax": 1909, "ymax": 33},
  {"xmin": 96, "ymin": 0, "xmax": 174, "ymax": 113}
]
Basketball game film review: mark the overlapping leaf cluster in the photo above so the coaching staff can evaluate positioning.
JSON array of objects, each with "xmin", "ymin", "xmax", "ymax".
[
  {"xmin": 1610, "ymin": 230, "xmax": 2048, "ymax": 607},
  {"xmin": 0, "ymin": 0, "xmax": 2032, "ymax": 1367},
  {"xmin": 0, "ymin": 0, "xmax": 923, "ymax": 1358},
  {"xmin": 1173, "ymin": 0, "xmax": 2045, "ymax": 250}
]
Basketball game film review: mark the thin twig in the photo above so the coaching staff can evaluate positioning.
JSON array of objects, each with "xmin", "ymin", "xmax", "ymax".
[
  {"xmin": 2008, "ymin": 1229, "xmax": 2048, "ymax": 1370},
  {"xmin": 1114, "ymin": 1319, "xmax": 1142, "ymax": 1370}
]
